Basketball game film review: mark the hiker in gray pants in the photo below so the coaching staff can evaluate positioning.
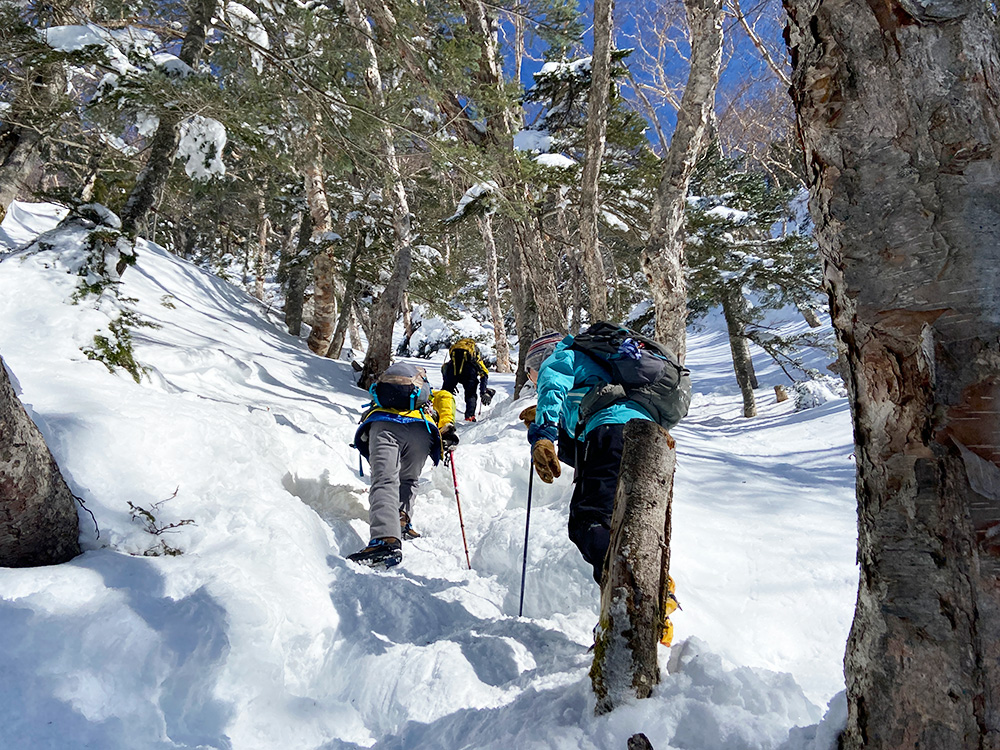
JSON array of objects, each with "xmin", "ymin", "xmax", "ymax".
[
  {"xmin": 350, "ymin": 367, "xmax": 458, "ymax": 568},
  {"xmin": 367, "ymin": 420, "xmax": 434, "ymax": 541}
]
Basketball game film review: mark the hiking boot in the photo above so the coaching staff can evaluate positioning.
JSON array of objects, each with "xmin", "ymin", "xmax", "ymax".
[
  {"xmin": 399, "ymin": 510, "xmax": 421, "ymax": 541},
  {"xmin": 348, "ymin": 537, "xmax": 402, "ymax": 569},
  {"xmin": 465, "ymin": 416, "xmax": 477, "ymax": 422}
]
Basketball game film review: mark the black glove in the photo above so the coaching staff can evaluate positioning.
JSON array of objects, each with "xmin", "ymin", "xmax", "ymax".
[
  {"xmin": 441, "ymin": 425, "xmax": 460, "ymax": 451},
  {"xmin": 481, "ymin": 387, "xmax": 495, "ymax": 406}
]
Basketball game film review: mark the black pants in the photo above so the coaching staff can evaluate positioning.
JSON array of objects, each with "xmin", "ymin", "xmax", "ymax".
[
  {"xmin": 567, "ymin": 423, "xmax": 625, "ymax": 583},
  {"xmin": 443, "ymin": 374, "xmax": 480, "ymax": 418}
]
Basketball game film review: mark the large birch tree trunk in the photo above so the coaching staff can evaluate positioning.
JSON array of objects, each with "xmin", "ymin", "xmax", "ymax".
[
  {"xmin": 347, "ymin": 0, "xmax": 414, "ymax": 389},
  {"xmin": 119, "ymin": 0, "xmax": 217, "ymax": 251},
  {"xmin": 640, "ymin": 0, "xmax": 723, "ymax": 360},
  {"xmin": 590, "ymin": 419, "xmax": 676, "ymax": 714},
  {"xmin": 784, "ymin": 0, "xmax": 1000, "ymax": 747},
  {"xmin": 578, "ymin": 0, "xmax": 613, "ymax": 321},
  {"xmin": 0, "ymin": 356, "xmax": 80, "ymax": 567}
]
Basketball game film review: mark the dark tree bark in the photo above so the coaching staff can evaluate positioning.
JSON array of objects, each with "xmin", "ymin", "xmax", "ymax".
[
  {"xmin": 119, "ymin": 0, "xmax": 217, "ymax": 254},
  {"xmin": 721, "ymin": 286, "xmax": 757, "ymax": 417},
  {"xmin": 0, "ymin": 356, "xmax": 80, "ymax": 567},
  {"xmin": 591, "ymin": 419, "xmax": 676, "ymax": 714},
  {"xmin": 327, "ymin": 230, "xmax": 364, "ymax": 360},
  {"xmin": 346, "ymin": 0, "xmax": 414, "ymax": 389},
  {"xmin": 279, "ymin": 210, "xmax": 310, "ymax": 337},
  {"xmin": 784, "ymin": 0, "xmax": 1000, "ymax": 747}
]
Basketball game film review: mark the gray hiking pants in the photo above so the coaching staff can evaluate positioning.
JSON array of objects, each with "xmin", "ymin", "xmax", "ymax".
[{"xmin": 367, "ymin": 420, "xmax": 432, "ymax": 541}]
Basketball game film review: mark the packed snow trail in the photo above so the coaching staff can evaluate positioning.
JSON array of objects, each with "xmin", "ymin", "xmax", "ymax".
[{"xmin": 0, "ymin": 203, "xmax": 856, "ymax": 750}]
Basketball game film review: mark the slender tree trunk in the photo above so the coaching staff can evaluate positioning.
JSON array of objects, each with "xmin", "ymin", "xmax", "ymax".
[
  {"xmin": 119, "ymin": 0, "xmax": 217, "ymax": 253},
  {"xmin": 328, "ymin": 231, "xmax": 364, "ymax": 360},
  {"xmin": 349, "ymin": 303, "xmax": 364, "ymax": 350},
  {"xmin": 785, "ymin": 0, "xmax": 1000, "ymax": 747},
  {"xmin": 302, "ymin": 129, "xmax": 342, "ymax": 354},
  {"xmin": 346, "ymin": 0, "xmax": 413, "ymax": 388},
  {"xmin": 640, "ymin": 0, "xmax": 723, "ymax": 360},
  {"xmin": 281, "ymin": 211, "xmax": 310, "ymax": 336},
  {"xmin": 556, "ymin": 200, "xmax": 583, "ymax": 333},
  {"xmin": 578, "ymin": 0, "xmax": 613, "ymax": 321},
  {"xmin": 591, "ymin": 419, "xmax": 676, "ymax": 714},
  {"xmin": 253, "ymin": 190, "xmax": 269, "ymax": 301},
  {"xmin": 721, "ymin": 286, "xmax": 757, "ymax": 417},
  {"xmin": 480, "ymin": 213, "xmax": 512, "ymax": 372},
  {"xmin": 0, "ymin": 356, "xmax": 80, "ymax": 566},
  {"xmin": 506, "ymin": 219, "xmax": 537, "ymax": 398},
  {"xmin": 459, "ymin": 0, "xmax": 564, "ymax": 337}
]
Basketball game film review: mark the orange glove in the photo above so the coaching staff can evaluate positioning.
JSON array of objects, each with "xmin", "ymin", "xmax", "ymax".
[
  {"xmin": 518, "ymin": 405, "xmax": 536, "ymax": 429},
  {"xmin": 532, "ymin": 439, "xmax": 561, "ymax": 483}
]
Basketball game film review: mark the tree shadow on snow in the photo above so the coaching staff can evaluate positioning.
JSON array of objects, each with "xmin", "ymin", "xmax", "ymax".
[{"xmin": 0, "ymin": 550, "xmax": 234, "ymax": 749}]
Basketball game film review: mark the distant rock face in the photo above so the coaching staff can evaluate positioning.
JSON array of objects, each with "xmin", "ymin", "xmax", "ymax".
[{"xmin": 0, "ymin": 356, "xmax": 80, "ymax": 567}]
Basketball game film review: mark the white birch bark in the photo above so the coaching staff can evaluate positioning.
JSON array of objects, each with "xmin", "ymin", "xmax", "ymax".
[{"xmin": 640, "ymin": 0, "xmax": 723, "ymax": 360}]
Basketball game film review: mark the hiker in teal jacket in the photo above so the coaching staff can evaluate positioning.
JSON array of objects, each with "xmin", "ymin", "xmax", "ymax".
[{"xmin": 525, "ymin": 333, "xmax": 654, "ymax": 583}]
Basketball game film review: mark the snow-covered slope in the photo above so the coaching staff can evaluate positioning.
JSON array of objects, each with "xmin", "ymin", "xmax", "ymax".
[{"xmin": 0, "ymin": 203, "xmax": 857, "ymax": 750}]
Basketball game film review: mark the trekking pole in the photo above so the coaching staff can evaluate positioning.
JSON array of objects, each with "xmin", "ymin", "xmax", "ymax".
[
  {"xmin": 449, "ymin": 452, "xmax": 472, "ymax": 570},
  {"xmin": 518, "ymin": 458, "xmax": 535, "ymax": 617}
]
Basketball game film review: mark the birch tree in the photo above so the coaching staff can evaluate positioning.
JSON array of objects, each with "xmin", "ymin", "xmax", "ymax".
[
  {"xmin": 784, "ymin": 0, "xmax": 1000, "ymax": 746},
  {"xmin": 639, "ymin": 0, "xmax": 723, "ymax": 359},
  {"xmin": 578, "ymin": 0, "xmax": 614, "ymax": 321}
]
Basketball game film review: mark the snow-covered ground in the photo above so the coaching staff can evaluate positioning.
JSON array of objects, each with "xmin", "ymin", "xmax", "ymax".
[{"xmin": 0, "ymin": 202, "xmax": 857, "ymax": 750}]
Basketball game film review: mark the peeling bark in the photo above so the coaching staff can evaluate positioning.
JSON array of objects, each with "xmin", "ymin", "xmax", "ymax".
[
  {"xmin": 640, "ymin": 0, "xmax": 723, "ymax": 360},
  {"xmin": 722, "ymin": 286, "xmax": 757, "ymax": 417},
  {"xmin": 784, "ymin": 0, "xmax": 1000, "ymax": 746}
]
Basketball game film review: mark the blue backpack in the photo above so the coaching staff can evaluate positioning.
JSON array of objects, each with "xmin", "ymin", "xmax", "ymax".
[
  {"xmin": 569, "ymin": 321, "xmax": 692, "ymax": 432},
  {"xmin": 370, "ymin": 363, "xmax": 431, "ymax": 412}
]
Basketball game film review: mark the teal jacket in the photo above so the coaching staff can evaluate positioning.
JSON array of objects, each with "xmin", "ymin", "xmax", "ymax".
[{"xmin": 534, "ymin": 336, "xmax": 653, "ymax": 438}]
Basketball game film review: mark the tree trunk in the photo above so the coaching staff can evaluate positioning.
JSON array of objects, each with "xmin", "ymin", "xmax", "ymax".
[
  {"xmin": 722, "ymin": 286, "xmax": 757, "ymax": 417},
  {"xmin": 506, "ymin": 218, "xmax": 537, "ymax": 398},
  {"xmin": 280, "ymin": 210, "xmax": 309, "ymax": 337},
  {"xmin": 347, "ymin": 0, "xmax": 413, "ymax": 388},
  {"xmin": 480, "ymin": 213, "xmax": 512, "ymax": 372},
  {"xmin": 784, "ymin": 0, "xmax": 1000, "ymax": 747},
  {"xmin": 119, "ymin": 0, "xmax": 217, "ymax": 252},
  {"xmin": 328, "ymin": 230, "xmax": 364, "ymax": 360},
  {"xmin": 253, "ymin": 190, "xmax": 269, "ymax": 301},
  {"xmin": 591, "ymin": 419, "xmax": 676, "ymax": 715},
  {"xmin": 302, "ymin": 129, "xmax": 342, "ymax": 354},
  {"xmin": 639, "ymin": 0, "xmax": 723, "ymax": 360},
  {"xmin": 563, "ymin": 207, "xmax": 584, "ymax": 335},
  {"xmin": 578, "ymin": 0, "xmax": 613, "ymax": 321},
  {"xmin": 0, "ymin": 356, "xmax": 80, "ymax": 567},
  {"xmin": 459, "ymin": 0, "xmax": 564, "ymax": 337}
]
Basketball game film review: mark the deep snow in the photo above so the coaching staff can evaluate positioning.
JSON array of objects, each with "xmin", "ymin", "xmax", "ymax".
[{"xmin": 0, "ymin": 202, "xmax": 857, "ymax": 750}]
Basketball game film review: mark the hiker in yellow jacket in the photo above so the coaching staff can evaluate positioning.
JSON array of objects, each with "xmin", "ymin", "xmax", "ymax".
[{"xmin": 441, "ymin": 338, "xmax": 493, "ymax": 422}]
